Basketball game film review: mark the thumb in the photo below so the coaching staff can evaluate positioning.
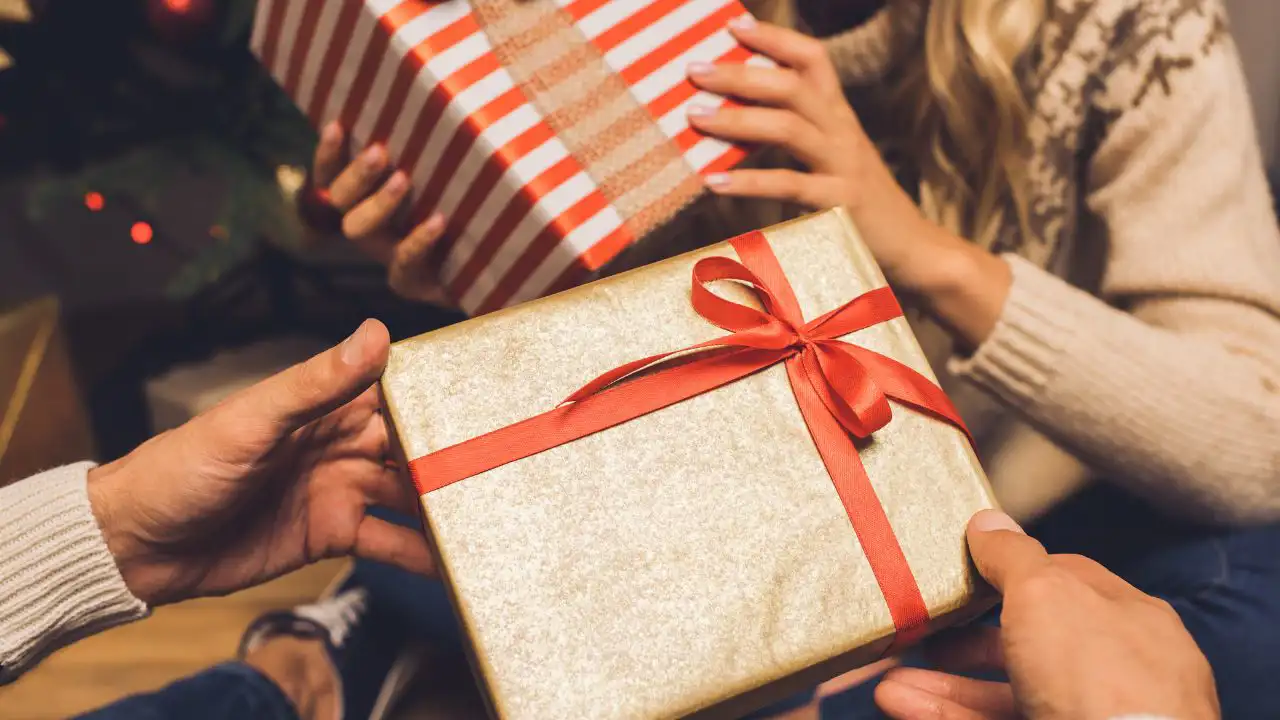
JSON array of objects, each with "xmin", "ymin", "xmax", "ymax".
[
  {"xmin": 966, "ymin": 509, "xmax": 1052, "ymax": 595},
  {"xmin": 251, "ymin": 319, "xmax": 391, "ymax": 430}
]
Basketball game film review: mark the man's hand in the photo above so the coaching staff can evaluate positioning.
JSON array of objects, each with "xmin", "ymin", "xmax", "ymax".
[
  {"xmin": 310, "ymin": 122, "xmax": 452, "ymax": 305},
  {"xmin": 875, "ymin": 510, "xmax": 1219, "ymax": 720},
  {"xmin": 86, "ymin": 320, "xmax": 433, "ymax": 606}
]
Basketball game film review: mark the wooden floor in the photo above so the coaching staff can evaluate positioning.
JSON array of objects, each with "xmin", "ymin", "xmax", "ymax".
[
  {"xmin": 0, "ymin": 559, "xmax": 487, "ymax": 719},
  {"xmin": 0, "ymin": 560, "xmax": 345, "ymax": 719}
]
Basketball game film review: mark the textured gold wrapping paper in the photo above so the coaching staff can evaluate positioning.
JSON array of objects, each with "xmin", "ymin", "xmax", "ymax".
[{"xmin": 381, "ymin": 208, "xmax": 997, "ymax": 720}]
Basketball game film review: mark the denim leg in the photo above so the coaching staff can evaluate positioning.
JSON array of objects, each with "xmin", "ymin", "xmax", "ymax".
[
  {"xmin": 75, "ymin": 663, "xmax": 299, "ymax": 720},
  {"xmin": 357, "ymin": 507, "xmax": 466, "ymax": 654},
  {"xmin": 744, "ymin": 689, "xmax": 820, "ymax": 718}
]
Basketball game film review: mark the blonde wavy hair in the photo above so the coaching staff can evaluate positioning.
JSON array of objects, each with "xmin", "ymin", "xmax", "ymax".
[{"xmin": 745, "ymin": 0, "xmax": 1045, "ymax": 247}]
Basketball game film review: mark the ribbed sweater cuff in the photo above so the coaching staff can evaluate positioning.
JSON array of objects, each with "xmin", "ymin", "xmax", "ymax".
[
  {"xmin": 0, "ymin": 463, "xmax": 149, "ymax": 684},
  {"xmin": 949, "ymin": 255, "xmax": 1085, "ymax": 402}
]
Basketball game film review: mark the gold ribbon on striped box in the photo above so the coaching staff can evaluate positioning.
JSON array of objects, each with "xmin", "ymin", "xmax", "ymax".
[{"xmin": 252, "ymin": 0, "xmax": 762, "ymax": 316}]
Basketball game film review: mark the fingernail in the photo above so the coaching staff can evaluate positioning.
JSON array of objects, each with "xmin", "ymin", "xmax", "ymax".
[
  {"xmin": 875, "ymin": 680, "xmax": 939, "ymax": 712},
  {"xmin": 729, "ymin": 14, "xmax": 757, "ymax": 31},
  {"xmin": 341, "ymin": 321, "xmax": 369, "ymax": 366},
  {"xmin": 704, "ymin": 173, "xmax": 731, "ymax": 189},
  {"xmin": 386, "ymin": 171, "xmax": 408, "ymax": 193},
  {"xmin": 322, "ymin": 122, "xmax": 341, "ymax": 143},
  {"xmin": 687, "ymin": 61, "xmax": 715, "ymax": 77},
  {"xmin": 687, "ymin": 103, "xmax": 716, "ymax": 119},
  {"xmin": 970, "ymin": 509, "xmax": 1024, "ymax": 534},
  {"xmin": 425, "ymin": 212, "xmax": 446, "ymax": 233},
  {"xmin": 363, "ymin": 145, "xmax": 386, "ymax": 168}
]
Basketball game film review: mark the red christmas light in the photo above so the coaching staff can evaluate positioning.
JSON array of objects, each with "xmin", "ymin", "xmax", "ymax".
[
  {"xmin": 84, "ymin": 192, "xmax": 105, "ymax": 211},
  {"xmin": 146, "ymin": 0, "xmax": 217, "ymax": 46},
  {"xmin": 131, "ymin": 222, "xmax": 154, "ymax": 245}
]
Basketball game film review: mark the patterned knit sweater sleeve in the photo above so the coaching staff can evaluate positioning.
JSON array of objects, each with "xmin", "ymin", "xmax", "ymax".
[{"xmin": 955, "ymin": 0, "xmax": 1280, "ymax": 524}]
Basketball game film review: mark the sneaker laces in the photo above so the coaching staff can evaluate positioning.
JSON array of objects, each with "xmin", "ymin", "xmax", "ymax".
[{"xmin": 295, "ymin": 588, "xmax": 369, "ymax": 648}]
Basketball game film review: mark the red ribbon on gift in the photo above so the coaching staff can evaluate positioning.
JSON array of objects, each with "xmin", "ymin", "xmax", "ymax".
[{"xmin": 408, "ymin": 230, "xmax": 972, "ymax": 646}]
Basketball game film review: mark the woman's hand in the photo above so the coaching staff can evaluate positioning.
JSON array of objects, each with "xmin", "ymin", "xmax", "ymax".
[
  {"xmin": 310, "ymin": 122, "xmax": 453, "ymax": 306},
  {"xmin": 688, "ymin": 18, "xmax": 1011, "ymax": 346},
  {"xmin": 86, "ymin": 320, "xmax": 434, "ymax": 606}
]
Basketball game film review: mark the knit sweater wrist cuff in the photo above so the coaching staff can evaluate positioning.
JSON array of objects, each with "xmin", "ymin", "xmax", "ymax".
[
  {"xmin": 949, "ymin": 255, "xmax": 1086, "ymax": 401},
  {"xmin": 0, "ymin": 462, "xmax": 149, "ymax": 684}
]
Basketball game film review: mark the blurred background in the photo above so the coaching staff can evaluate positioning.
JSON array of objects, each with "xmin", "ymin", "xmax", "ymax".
[
  {"xmin": 1232, "ymin": 2, "xmax": 1279, "ymax": 166},
  {"xmin": 0, "ymin": 0, "xmax": 468, "ymax": 479},
  {"xmin": 0, "ymin": 0, "xmax": 1275, "ymax": 718}
]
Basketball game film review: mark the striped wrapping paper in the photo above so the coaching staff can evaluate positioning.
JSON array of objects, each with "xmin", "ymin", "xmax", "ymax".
[{"xmin": 253, "ymin": 0, "xmax": 768, "ymax": 315}]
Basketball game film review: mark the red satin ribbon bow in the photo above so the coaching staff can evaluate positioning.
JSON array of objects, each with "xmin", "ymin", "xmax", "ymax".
[{"xmin": 409, "ymin": 230, "xmax": 971, "ymax": 645}]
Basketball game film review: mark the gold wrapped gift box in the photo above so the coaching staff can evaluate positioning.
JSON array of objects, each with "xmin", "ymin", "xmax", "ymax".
[{"xmin": 381, "ymin": 208, "xmax": 997, "ymax": 719}]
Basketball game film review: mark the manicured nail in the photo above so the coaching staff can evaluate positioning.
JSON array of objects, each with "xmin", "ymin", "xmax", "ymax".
[
  {"xmin": 340, "ymin": 321, "xmax": 369, "ymax": 365},
  {"xmin": 704, "ymin": 173, "xmax": 731, "ymax": 189},
  {"xmin": 322, "ymin": 121, "xmax": 342, "ymax": 144},
  {"xmin": 385, "ymin": 171, "xmax": 408, "ymax": 193},
  {"xmin": 362, "ymin": 144, "xmax": 386, "ymax": 168},
  {"xmin": 425, "ymin": 212, "xmax": 446, "ymax": 233},
  {"xmin": 969, "ymin": 509, "xmax": 1024, "ymax": 534},
  {"xmin": 687, "ymin": 103, "xmax": 716, "ymax": 120},
  {"xmin": 729, "ymin": 14, "xmax": 757, "ymax": 31},
  {"xmin": 687, "ymin": 61, "xmax": 715, "ymax": 77}
]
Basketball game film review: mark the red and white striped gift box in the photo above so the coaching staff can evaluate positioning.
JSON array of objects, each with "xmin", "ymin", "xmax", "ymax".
[{"xmin": 253, "ymin": 0, "xmax": 767, "ymax": 315}]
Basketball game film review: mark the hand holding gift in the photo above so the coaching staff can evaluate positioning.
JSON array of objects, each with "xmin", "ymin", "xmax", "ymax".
[
  {"xmin": 257, "ymin": 0, "xmax": 765, "ymax": 316},
  {"xmin": 688, "ymin": 18, "xmax": 1012, "ymax": 347},
  {"xmin": 86, "ymin": 320, "xmax": 433, "ymax": 606},
  {"xmin": 309, "ymin": 122, "xmax": 453, "ymax": 305},
  {"xmin": 875, "ymin": 511, "xmax": 1220, "ymax": 720}
]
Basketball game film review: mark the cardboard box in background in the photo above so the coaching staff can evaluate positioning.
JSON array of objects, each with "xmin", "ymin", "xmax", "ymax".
[{"xmin": 0, "ymin": 297, "xmax": 96, "ymax": 486}]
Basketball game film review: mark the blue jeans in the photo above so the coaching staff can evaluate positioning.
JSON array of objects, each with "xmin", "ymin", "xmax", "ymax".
[
  {"xmin": 76, "ymin": 663, "xmax": 300, "ymax": 720},
  {"xmin": 79, "ymin": 488, "xmax": 1280, "ymax": 719}
]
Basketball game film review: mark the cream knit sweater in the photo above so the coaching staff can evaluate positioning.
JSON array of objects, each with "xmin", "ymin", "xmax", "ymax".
[{"xmin": 0, "ymin": 465, "xmax": 147, "ymax": 684}]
